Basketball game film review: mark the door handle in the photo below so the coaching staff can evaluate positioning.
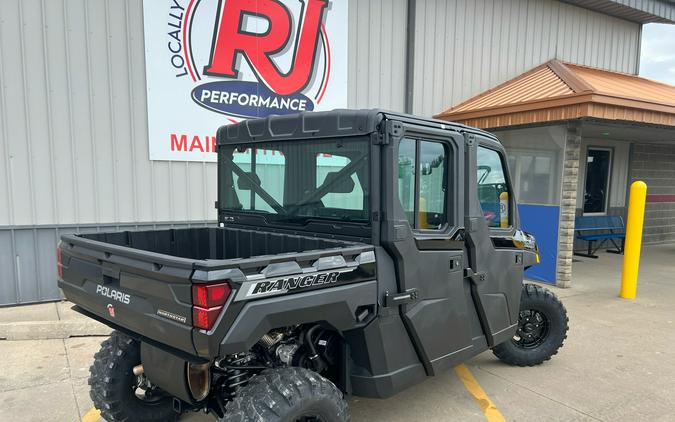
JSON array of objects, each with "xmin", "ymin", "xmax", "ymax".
[
  {"xmin": 383, "ymin": 288, "xmax": 420, "ymax": 307},
  {"xmin": 464, "ymin": 268, "xmax": 486, "ymax": 283}
]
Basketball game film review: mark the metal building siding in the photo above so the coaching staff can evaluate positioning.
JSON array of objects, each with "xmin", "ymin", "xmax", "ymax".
[
  {"xmin": 0, "ymin": 0, "xmax": 217, "ymax": 228},
  {"xmin": 411, "ymin": 0, "xmax": 642, "ymax": 117},
  {"xmin": 562, "ymin": 0, "xmax": 675, "ymax": 23},
  {"xmin": 347, "ymin": 0, "xmax": 408, "ymax": 111}
]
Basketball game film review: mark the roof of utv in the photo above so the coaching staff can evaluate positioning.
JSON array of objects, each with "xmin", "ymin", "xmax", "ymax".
[{"xmin": 216, "ymin": 109, "xmax": 502, "ymax": 146}]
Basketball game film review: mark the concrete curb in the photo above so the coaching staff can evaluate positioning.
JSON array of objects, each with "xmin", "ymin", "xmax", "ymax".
[{"xmin": 0, "ymin": 320, "xmax": 112, "ymax": 341}]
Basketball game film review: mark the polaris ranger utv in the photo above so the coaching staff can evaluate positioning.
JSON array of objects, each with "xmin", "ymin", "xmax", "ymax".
[{"xmin": 57, "ymin": 109, "xmax": 568, "ymax": 422}]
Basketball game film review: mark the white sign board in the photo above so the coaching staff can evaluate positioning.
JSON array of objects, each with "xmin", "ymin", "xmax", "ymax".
[{"xmin": 143, "ymin": 0, "xmax": 349, "ymax": 161}]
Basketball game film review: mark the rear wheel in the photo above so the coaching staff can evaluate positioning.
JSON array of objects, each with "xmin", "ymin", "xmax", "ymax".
[
  {"xmin": 493, "ymin": 284, "xmax": 568, "ymax": 366},
  {"xmin": 221, "ymin": 367, "xmax": 349, "ymax": 422},
  {"xmin": 89, "ymin": 331, "xmax": 177, "ymax": 422}
]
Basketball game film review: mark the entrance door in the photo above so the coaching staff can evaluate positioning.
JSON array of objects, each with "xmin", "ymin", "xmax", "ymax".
[
  {"xmin": 382, "ymin": 125, "xmax": 476, "ymax": 376},
  {"xmin": 583, "ymin": 148, "xmax": 612, "ymax": 214}
]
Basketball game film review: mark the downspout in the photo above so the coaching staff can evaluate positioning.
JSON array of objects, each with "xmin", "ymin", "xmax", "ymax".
[
  {"xmin": 635, "ymin": 24, "xmax": 643, "ymax": 75},
  {"xmin": 404, "ymin": 0, "xmax": 416, "ymax": 114}
]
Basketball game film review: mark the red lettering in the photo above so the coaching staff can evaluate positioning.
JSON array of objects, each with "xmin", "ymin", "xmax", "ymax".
[
  {"xmin": 169, "ymin": 134, "xmax": 218, "ymax": 153},
  {"xmin": 204, "ymin": 0, "xmax": 328, "ymax": 96},
  {"xmin": 189, "ymin": 136, "xmax": 204, "ymax": 152},
  {"xmin": 171, "ymin": 134, "xmax": 187, "ymax": 151}
]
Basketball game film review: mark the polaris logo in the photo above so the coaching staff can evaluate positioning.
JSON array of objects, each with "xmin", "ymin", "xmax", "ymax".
[{"xmin": 96, "ymin": 285, "xmax": 131, "ymax": 305}]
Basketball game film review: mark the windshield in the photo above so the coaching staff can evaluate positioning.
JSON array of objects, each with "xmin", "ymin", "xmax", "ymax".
[{"xmin": 218, "ymin": 137, "xmax": 371, "ymax": 224}]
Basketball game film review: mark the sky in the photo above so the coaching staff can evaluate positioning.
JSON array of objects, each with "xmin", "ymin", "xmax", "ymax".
[{"xmin": 639, "ymin": 23, "xmax": 675, "ymax": 85}]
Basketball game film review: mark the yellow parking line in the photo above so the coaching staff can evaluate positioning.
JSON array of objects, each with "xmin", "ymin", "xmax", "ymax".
[
  {"xmin": 81, "ymin": 408, "xmax": 100, "ymax": 422},
  {"xmin": 455, "ymin": 364, "xmax": 507, "ymax": 422}
]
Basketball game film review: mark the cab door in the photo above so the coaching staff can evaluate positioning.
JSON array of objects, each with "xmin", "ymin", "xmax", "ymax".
[
  {"xmin": 381, "ymin": 123, "xmax": 477, "ymax": 376},
  {"xmin": 463, "ymin": 134, "xmax": 524, "ymax": 347}
]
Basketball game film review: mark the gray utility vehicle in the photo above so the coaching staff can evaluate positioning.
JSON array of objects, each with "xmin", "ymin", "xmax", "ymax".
[{"xmin": 58, "ymin": 110, "xmax": 568, "ymax": 422}]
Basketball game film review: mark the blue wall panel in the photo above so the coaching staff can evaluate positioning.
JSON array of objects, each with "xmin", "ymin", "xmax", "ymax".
[{"xmin": 518, "ymin": 204, "xmax": 559, "ymax": 284}]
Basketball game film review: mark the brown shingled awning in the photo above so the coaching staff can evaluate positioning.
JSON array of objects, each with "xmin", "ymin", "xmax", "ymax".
[{"xmin": 434, "ymin": 60, "xmax": 675, "ymax": 129}]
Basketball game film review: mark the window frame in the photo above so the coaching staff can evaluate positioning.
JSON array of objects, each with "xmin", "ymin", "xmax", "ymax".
[
  {"xmin": 398, "ymin": 136, "xmax": 451, "ymax": 233},
  {"xmin": 477, "ymin": 144, "xmax": 515, "ymax": 231}
]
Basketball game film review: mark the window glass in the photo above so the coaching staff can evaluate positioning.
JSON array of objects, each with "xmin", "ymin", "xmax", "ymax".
[
  {"xmin": 419, "ymin": 141, "xmax": 447, "ymax": 228},
  {"xmin": 497, "ymin": 126, "xmax": 564, "ymax": 206},
  {"xmin": 477, "ymin": 147, "xmax": 510, "ymax": 228},
  {"xmin": 397, "ymin": 138, "xmax": 448, "ymax": 230},
  {"xmin": 232, "ymin": 148, "xmax": 285, "ymax": 213},
  {"xmin": 316, "ymin": 154, "xmax": 364, "ymax": 210},
  {"xmin": 219, "ymin": 137, "xmax": 370, "ymax": 224},
  {"xmin": 583, "ymin": 148, "xmax": 611, "ymax": 213},
  {"xmin": 398, "ymin": 138, "xmax": 416, "ymax": 226}
]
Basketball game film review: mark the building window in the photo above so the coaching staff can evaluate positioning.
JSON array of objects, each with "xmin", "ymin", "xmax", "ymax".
[
  {"xmin": 583, "ymin": 148, "xmax": 612, "ymax": 214},
  {"xmin": 477, "ymin": 147, "xmax": 511, "ymax": 228},
  {"xmin": 397, "ymin": 138, "xmax": 448, "ymax": 230},
  {"xmin": 507, "ymin": 150, "xmax": 559, "ymax": 205}
]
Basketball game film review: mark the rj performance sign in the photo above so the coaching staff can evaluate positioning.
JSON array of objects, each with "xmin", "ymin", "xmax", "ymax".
[{"xmin": 143, "ymin": 0, "xmax": 348, "ymax": 161}]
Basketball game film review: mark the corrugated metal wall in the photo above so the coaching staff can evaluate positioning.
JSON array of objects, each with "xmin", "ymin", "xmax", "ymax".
[
  {"xmin": 412, "ymin": 0, "xmax": 642, "ymax": 116},
  {"xmin": 0, "ymin": 0, "xmax": 643, "ymax": 304},
  {"xmin": 347, "ymin": 0, "xmax": 408, "ymax": 111},
  {"xmin": 0, "ymin": 0, "xmax": 217, "ymax": 227}
]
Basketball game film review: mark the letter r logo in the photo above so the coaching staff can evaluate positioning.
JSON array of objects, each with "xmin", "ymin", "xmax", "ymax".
[{"xmin": 203, "ymin": 0, "xmax": 328, "ymax": 96}]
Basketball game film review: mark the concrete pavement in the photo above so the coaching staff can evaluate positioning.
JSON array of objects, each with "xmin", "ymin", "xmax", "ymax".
[
  {"xmin": 0, "ymin": 301, "xmax": 111, "ymax": 340},
  {"xmin": 1, "ymin": 244, "xmax": 674, "ymax": 421}
]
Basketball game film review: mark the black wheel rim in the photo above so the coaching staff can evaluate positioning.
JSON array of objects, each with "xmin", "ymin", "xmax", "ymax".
[{"xmin": 512, "ymin": 309, "xmax": 550, "ymax": 349}]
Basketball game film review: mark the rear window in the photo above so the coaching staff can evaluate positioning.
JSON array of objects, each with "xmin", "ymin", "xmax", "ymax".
[{"xmin": 219, "ymin": 137, "xmax": 371, "ymax": 224}]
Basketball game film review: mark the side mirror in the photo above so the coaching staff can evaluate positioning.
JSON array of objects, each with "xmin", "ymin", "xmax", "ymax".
[{"xmin": 237, "ymin": 172, "xmax": 261, "ymax": 190}]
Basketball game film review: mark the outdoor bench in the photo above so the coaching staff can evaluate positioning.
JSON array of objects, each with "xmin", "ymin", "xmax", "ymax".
[{"xmin": 574, "ymin": 215, "xmax": 625, "ymax": 258}]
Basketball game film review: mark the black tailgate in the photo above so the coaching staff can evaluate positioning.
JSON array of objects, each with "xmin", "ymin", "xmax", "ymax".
[{"xmin": 58, "ymin": 235, "xmax": 197, "ymax": 355}]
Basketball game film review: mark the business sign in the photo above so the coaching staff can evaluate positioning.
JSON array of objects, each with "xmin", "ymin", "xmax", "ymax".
[{"xmin": 143, "ymin": 0, "xmax": 348, "ymax": 161}]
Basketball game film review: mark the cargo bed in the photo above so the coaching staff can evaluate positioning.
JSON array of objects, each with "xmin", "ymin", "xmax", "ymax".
[{"xmin": 58, "ymin": 226, "xmax": 374, "ymax": 357}]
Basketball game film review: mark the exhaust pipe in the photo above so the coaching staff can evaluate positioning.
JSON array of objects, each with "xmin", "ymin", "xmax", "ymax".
[{"xmin": 187, "ymin": 362, "xmax": 211, "ymax": 401}]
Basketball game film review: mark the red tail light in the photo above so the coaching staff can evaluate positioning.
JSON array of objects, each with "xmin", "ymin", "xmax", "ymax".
[
  {"xmin": 56, "ymin": 246, "xmax": 64, "ymax": 279},
  {"xmin": 192, "ymin": 282, "xmax": 231, "ymax": 330}
]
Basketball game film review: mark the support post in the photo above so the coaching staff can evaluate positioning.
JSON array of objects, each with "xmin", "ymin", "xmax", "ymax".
[{"xmin": 620, "ymin": 181, "xmax": 647, "ymax": 299}]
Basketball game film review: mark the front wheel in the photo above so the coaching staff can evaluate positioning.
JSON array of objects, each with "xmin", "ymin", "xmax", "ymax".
[
  {"xmin": 493, "ymin": 284, "xmax": 569, "ymax": 366},
  {"xmin": 222, "ymin": 367, "xmax": 349, "ymax": 422}
]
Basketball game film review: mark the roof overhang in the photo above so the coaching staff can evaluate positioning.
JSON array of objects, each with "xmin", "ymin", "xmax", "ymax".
[
  {"xmin": 560, "ymin": 0, "xmax": 675, "ymax": 24},
  {"xmin": 435, "ymin": 60, "xmax": 675, "ymax": 130}
]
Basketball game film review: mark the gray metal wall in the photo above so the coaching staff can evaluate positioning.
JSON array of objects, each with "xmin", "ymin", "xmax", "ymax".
[
  {"xmin": 411, "ymin": 0, "xmax": 642, "ymax": 116},
  {"xmin": 0, "ymin": 0, "xmax": 644, "ymax": 305}
]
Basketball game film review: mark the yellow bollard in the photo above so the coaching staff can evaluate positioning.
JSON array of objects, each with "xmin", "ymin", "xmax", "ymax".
[{"xmin": 620, "ymin": 181, "xmax": 647, "ymax": 299}]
